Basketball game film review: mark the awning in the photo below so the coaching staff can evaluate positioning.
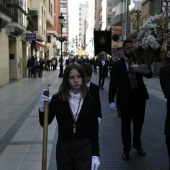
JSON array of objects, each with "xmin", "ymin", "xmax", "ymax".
[{"xmin": 36, "ymin": 41, "xmax": 45, "ymax": 47}]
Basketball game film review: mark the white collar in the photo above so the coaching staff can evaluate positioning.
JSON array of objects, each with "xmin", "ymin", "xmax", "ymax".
[
  {"xmin": 69, "ymin": 91, "xmax": 82, "ymax": 100},
  {"xmin": 86, "ymin": 81, "xmax": 91, "ymax": 88}
]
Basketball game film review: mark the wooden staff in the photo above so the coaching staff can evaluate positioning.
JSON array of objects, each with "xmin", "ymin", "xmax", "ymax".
[{"xmin": 42, "ymin": 89, "xmax": 49, "ymax": 170}]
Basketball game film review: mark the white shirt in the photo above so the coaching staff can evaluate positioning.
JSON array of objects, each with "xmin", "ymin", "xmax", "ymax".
[
  {"xmin": 124, "ymin": 56, "xmax": 134, "ymax": 72},
  {"xmin": 86, "ymin": 81, "xmax": 91, "ymax": 89},
  {"xmin": 101, "ymin": 60, "xmax": 105, "ymax": 66},
  {"xmin": 69, "ymin": 91, "xmax": 83, "ymax": 120}
]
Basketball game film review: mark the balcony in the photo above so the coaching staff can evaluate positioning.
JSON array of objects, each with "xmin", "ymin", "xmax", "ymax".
[
  {"xmin": 6, "ymin": 1, "xmax": 27, "ymax": 35},
  {"xmin": 0, "ymin": 2, "xmax": 12, "ymax": 28},
  {"xmin": 27, "ymin": 10, "xmax": 38, "ymax": 32},
  {"xmin": 46, "ymin": 10, "xmax": 54, "ymax": 28},
  {"xmin": 111, "ymin": 14, "xmax": 123, "ymax": 26},
  {"xmin": 35, "ymin": 32, "xmax": 46, "ymax": 42}
]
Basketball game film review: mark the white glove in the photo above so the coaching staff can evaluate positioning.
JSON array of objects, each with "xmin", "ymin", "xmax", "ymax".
[
  {"xmin": 109, "ymin": 102, "xmax": 117, "ymax": 111},
  {"xmin": 91, "ymin": 156, "xmax": 100, "ymax": 170},
  {"xmin": 98, "ymin": 117, "xmax": 102, "ymax": 124},
  {"xmin": 39, "ymin": 89, "xmax": 51, "ymax": 112},
  {"xmin": 131, "ymin": 64, "xmax": 151, "ymax": 75}
]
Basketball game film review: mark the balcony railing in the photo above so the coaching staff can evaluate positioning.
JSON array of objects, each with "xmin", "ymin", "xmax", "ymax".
[
  {"xmin": 6, "ymin": 1, "xmax": 27, "ymax": 29},
  {"xmin": 6, "ymin": 2, "xmax": 27, "ymax": 16},
  {"xmin": 10, "ymin": 8, "xmax": 26, "ymax": 27},
  {"xmin": 0, "ymin": 3, "xmax": 11, "ymax": 18}
]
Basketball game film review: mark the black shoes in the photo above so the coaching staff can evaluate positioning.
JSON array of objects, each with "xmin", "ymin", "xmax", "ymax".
[
  {"xmin": 122, "ymin": 147, "xmax": 145, "ymax": 161},
  {"xmin": 134, "ymin": 147, "xmax": 146, "ymax": 156},
  {"xmin": 122, "ymin": 152, "xmax": 129, "ymax": 161}
]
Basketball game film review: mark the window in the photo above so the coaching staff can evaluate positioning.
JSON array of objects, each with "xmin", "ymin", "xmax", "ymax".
[
  {"xmin": 51, "ymin": 4, "xmax": 52, "ymax": 16},
  {"xmin": 108, "ymin": 15, "xmax": 111, "ymax": 24},
  {"xmin": 33, "ymin": 16, "xmax": 38, "ymax": 31},
  {"xmin": 47, "ymin": 36, "xmax": 51, "ymax": 43},
  {"xmin": 113, "ymin": 11, "xmax": 116, "ymax": 18},
  {"xmin": 49, "ymin": 0, "xmax": 50, "ymax": 13}
]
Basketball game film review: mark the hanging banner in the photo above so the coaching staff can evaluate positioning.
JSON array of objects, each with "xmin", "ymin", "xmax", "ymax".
[{"xmin": 94, "ymin": 29, "xmax": 111, "ymax": 56}]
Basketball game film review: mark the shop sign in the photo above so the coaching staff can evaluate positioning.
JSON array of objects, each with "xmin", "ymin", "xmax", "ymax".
[{"xmin": 26, "ymin": 33, "xmax": 36, "ymax": 41}]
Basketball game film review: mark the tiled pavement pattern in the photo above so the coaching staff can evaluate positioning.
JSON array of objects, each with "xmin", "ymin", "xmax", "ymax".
[{"xmin": 0, "ymin": 69, "xmax": 168, "ymax": 170}]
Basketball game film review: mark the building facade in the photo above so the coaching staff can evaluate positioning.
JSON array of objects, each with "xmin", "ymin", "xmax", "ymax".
[
  {"xmin": 0, "ymin": 0, "xmax": 28, "ymax": 86},
  {"xmin": 59, "ymin": 0, "xmax": 68, "ymax": 58},
  {"xmin": 46, "ymin": 0, "xmax": 60, "ymax": 59},
  {"xmin": 78, "ymin": 2, "xmax": 89, "ymax": 50},
  {"xmin": 0, "ymin": 0, "xmax": 61, "ymax": 86}
]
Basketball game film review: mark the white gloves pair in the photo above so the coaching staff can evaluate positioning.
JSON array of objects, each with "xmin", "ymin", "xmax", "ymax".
[
  {"xmin": 91, "ymin": 156, "xmax": 100, "ymax": 170},
  {"xmin": 39, "ymin": 89, "xmax": 51, "ymax": 112},
  {"xmin": 109, "ymin": 102, "xmax": 117, "ymax": 111},
  {"xmin": 131, "ymin": 64, "xmax": 151, "ymax": 75}
]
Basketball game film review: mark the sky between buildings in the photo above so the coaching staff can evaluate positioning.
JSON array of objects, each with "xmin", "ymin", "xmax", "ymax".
[{"xmin": 68, "ymin": 0, "xmax": 89, "ymax": 41}]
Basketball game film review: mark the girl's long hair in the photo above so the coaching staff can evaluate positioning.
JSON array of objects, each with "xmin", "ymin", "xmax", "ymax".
[{"xmin": 58, "ymin": 62, "xmax": 87, "ymax": 101}]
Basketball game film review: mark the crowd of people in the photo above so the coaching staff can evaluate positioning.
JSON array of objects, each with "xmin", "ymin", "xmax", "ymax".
[
  {"xmin": 36, "ymin": 39, "xmax": 170, "ymax": 170},
  {"xmin": 65, "ymin": 54, "xmax": 117, "ymax": 89},
  {"xmin": 27, "ymin": 56, "xmax": 58, "ymax": 78}
]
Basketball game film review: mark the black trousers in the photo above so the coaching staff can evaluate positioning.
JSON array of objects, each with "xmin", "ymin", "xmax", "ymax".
[
  {"xmin": 120, "ymin": 98, "xmax": 146, "ymax": 153},
  {"xmin": 56, "ymin": 138, "xmax": 92, "ymax": 170},
  {"xmin": 28, "ymin": 68, "xmax": 32, "ymax": 77},
  {"xmin": 99, "ymin": 73, "xmax": 106, "ymax": 88},
  {"xmin": 115, "ymin": 89, "xmax": 121, "ymax": 116}
]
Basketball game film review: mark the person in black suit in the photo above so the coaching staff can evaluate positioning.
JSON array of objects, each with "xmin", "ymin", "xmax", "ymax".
[
  {"xmin": 81, "ymin": 62, "xmax": 102, "ymax": 123},
  {"xmin": 39, "ymin": 62, "xmax": 100, "ymax": 170},
  {"xmin": 110, "ymin": 56, "xmax": 122, "ymax": 117},
  {"xmin": 27, "ymin": 57, "xmax": 33, "ymax": 77},
  {"xmin": 98, "ymin": 52, "xmax": 109, "ymax": 89},
  {"xmin": 159, "ymin": 61, "xmax": 170, "ymax": 170},
  {"xmin": 108, "ymin": 40, "xmax": 153, "ymax": 161}
]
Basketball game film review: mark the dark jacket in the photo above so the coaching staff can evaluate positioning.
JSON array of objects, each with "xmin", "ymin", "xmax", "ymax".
[
  {"xmin": 159, "ymin": 65, "xmax": 170, "ymax": 99},
  {"xmin": 98, "ymin": 59, "xmax": 109, "ymax": 76},
  {"xmin": 89, "ymin": 82, "xmax": 102, "ymax": 118},
  {"xmin": 39, "ymin": 93, "xmax": 99, "ymax": 156},
  {"xmin": 109, "ymin": 58, "xmax": 153, "ymax": 108},
  {"xmin": 159, "ymin": 65, "xmax": 170, "ymax": 136},
  {"xmin": 27, "ymin": 59, "xmax": 33, "ymax": 68}
]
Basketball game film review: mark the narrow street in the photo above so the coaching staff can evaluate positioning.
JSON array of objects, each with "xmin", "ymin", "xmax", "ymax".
[{"xmin": 0, "ymin": 69, "xmax": 168, "ymax": 170}]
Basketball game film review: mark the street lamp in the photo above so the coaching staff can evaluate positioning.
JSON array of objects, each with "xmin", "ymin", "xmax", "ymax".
[
  {"xmin": 133, "ymin": 0, "xmax": 143, "ymax": 31},
  {"xmin": 58, "ymin": 13, "xmax": 64, "ymax": 78},
  {"xmin": 64, "ymin": 42, "xmax": 68, "ymax": 57}
]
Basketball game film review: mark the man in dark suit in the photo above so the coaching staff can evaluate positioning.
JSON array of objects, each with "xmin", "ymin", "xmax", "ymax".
[
  {"xmin": 98, "ymin": 52, "xmax": 109, "ymax": 89},
  {"xmin": 108, "ymin": 40, "xmax": 153, "ymax": 160},
  {"xmin": 82, "ymin": 63, "xmax": 102, "ymax": 123},
  {"xmin": 159, "ymin": 62, "xmax": 170, "ymax": 170},
  {"xmin": 110, "ymin": 56, "xmax": 121, "ymax": 117}
]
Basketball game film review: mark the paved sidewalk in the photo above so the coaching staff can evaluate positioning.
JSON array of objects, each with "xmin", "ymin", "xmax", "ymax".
[
  {"xmin": 0, "ymin": 70, "xmax": 61, "ymax": 170},
  {"xmin": 0, "ymin": 70, "xmax": 169, "ymax": 170}
]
